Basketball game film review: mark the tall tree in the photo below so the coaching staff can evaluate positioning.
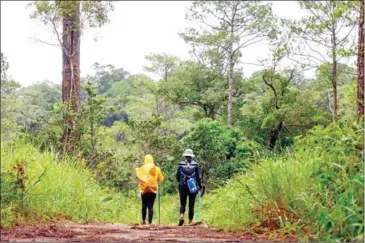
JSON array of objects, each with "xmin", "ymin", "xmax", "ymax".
[
  {"xmin": 357, "ymin": 0, "xmax": 364, "ymax": 119},
  {"xmin": 290, "ymin": 0, "xmax": 358, "ymax": 122},
  {"xmin": 181, "ymin": 1, "xmax": 275, "ymax": 125},
  {"xmin": 29, "ymin": 1, "xmax": 114, "ymax": 151},
  {"xmin": 143, "ymin": 53, "xmax": 180, "ymax": 117}
]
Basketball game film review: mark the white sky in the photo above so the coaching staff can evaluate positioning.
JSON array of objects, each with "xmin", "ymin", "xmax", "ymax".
[{"xmin": 1, "ymin": 1, "xmax": 305, "ymax": 86}]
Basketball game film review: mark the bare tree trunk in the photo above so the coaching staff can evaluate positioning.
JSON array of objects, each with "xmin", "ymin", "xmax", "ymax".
[
  {"xmin": 61, "ymin": 2, "xmax": 81, "ymax": 151},
  {"xmin": 332, "ymin": 60, "xmax": 338, "ymax": 122},
  {"xmin": 227, "ymin": 42, "xmax": 234, "ymax": 125},
  {"xmin": 331, "ymin": 25, "xmax": 338, "ymax": 122},
  {"xmin": 357, "ymin": 0, "xmax": 364, "ymax": 119}
]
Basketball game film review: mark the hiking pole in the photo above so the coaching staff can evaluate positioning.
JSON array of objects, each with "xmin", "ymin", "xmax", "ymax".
[
  {"xmin": 196, "ymin": 185, "xmax": 205, "ymax": 222},
  {"xmin": 196, "ymin": 191, "xmax": 201, "ymax": 222},
  {"xmin": 158, "ymin": 184, "xmax": 161, "ymax": 225},
  {"xmin": 136, "ymin": 189, "xmax": 138, "ymax": 224}
]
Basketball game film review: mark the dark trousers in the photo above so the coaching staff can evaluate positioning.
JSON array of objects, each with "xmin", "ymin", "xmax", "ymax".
[
  {"xmin": 179, "ymin": 185, "xmax": 197, "ymax": 220},
  {"xmin": 141, "ymin": 192, "xmax": 156, "ymax": 224}
]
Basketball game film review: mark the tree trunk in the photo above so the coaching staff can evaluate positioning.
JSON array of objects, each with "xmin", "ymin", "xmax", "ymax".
[
  {"xmin": 331, "ymin": 25, "xmax": 338, "ymax": 122},
  {"xmin": 332, "ymin": 60, "xmax": 338, "ymax": 122},
  {"xmin": 227, "ymin": 42, "xmax": 234, "ymax": 125},
  {"xmin": 61, "ymin": 2, "xmax": 81, "ymax": 151},
  {"xmin": 269, "ymin": 121, "xmax": 283, "ymax": 150},
  {"xmin": 209, "ymin": 105, "xmax": 216, "ymax": 120},
  {"xmin": 357, "ymin": 0, "xmax": 364, "ymax": 119}
]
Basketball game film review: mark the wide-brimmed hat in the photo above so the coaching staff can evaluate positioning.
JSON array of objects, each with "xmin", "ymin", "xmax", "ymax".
[{"xmin": 183, "ymin": 149, "xmax": 195, "ymax": 158}]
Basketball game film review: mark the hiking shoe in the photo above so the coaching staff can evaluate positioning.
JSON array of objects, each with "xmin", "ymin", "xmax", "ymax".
[
  {"xmin": 140, "ymin": 221, "xmax": 146, "ymax": 225},
  {"xmin": 178, "ymin": 216, "xmax": 184, "ymax": 226}
]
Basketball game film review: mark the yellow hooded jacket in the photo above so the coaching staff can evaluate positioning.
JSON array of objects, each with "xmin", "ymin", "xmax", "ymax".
[{"xmin": 136, "ymin": 155, "xmax": 164, "ymax": 194}]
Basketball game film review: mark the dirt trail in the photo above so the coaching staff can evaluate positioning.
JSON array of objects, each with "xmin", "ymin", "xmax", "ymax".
[{"xmin": 0, "ymin": 222, "xmax": 298, "ymax": 242}]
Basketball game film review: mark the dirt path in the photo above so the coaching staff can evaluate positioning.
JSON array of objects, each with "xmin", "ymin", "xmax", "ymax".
[{"xmin": 0, "ymin": 222, "xmax": 298, "ymax": 242}]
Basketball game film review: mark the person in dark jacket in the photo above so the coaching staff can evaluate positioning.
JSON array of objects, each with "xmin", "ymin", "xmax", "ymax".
[{"xmin": 176, "ymin": 149, "xmax": 202, "ymax": 226}]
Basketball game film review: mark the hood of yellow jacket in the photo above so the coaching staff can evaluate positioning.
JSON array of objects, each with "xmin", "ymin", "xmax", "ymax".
[{"xmin": 144, "ymin": 154, "xmax": 155, "ymax": 165}]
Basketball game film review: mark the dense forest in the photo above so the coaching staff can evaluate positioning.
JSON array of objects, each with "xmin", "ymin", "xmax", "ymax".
[{"xmin": 1, "ymin": 1, "xmax": 364, "ymax": 242}]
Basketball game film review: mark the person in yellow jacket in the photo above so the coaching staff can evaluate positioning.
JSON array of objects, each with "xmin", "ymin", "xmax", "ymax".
[{"xmin": 135, "ymin": 154, "xmax": 164, "ymax": 225}]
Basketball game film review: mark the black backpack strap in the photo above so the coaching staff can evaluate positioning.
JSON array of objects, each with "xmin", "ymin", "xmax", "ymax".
[{"xmin": 180, "ymin": 170, "xmax": 195, "ymax": 179}]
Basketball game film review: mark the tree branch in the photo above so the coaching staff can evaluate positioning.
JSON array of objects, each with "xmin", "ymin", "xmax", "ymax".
[
  {"xmin": 304, "ymin": 39, "xmax": 329, "ymax": 62},
  {"xmin": 262, "ymin": 72, "xmax": 280, "ymax": 109},
  {"xmin": 291, "ymin": 52, "xmax": 324, "ymax": 65},
  {"xmin": 31, "ymin": 37, "xmax": 61, "ymax": 47}
]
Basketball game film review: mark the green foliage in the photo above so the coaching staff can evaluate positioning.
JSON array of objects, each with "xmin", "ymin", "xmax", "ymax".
[
  {"xmin": 202, "ymin": 122, "xmax": 363, "ymax": 242},
  {"xmin": 75, "ymin": 81, "xmax": 115, "ymax": 168},
  {"xmin": 29, "ymin": 1, "xmax": 115, "ymax": 32},
  {"xmin": 160, "ymin": 61, "xmax": 225, "ymax": 120},
  {"xmin": 182, "ymin": 119, "xmax": 252, "ymax": 186},
  {"xmin": 144, "ymin": 53, "xmax": 180, "ymax": 81},
  {"xmin": 16, "ymin": 81, "xmax": 62, "ymax": 134},
  {"xmin": 236, "ymin": 70, "xmax": 331, "ymax": 148},
  {"xmin": 289, "ymin": 1, "xmax": 358, "ymax": 69},
  {"xmin": 1, "ymin": 53, "xmax": 22, "ymax": 143},
  {"xmin": 0, "ymin": 141, "xmax": 132, "ymax": 228},
  {"xmin": 91, "ymin": 63, "xmax": 130, "ymax": 95},
  {"xmin": 182, "ymin": 1, "xmax": 276, "ymax": 59},
  {"xmin": 2, "ymin": 3, "xmax": 362, "ymax": 242}
]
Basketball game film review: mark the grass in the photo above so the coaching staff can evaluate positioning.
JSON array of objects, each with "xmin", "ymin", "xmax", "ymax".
[
  {"xmin": 1, "ymin": 140, "xmax": 131, "ymax": 228},
  {"xmin": 200, "ymin": 122, "xmax": 364, "ymax": 242}
]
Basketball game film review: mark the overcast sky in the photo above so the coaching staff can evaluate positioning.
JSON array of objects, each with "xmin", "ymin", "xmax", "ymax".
[{"xmin": 1, "ymin": 1, "xmax": 305, "ymax": 86}]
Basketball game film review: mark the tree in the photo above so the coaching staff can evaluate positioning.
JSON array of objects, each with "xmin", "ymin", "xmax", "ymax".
[
  {"xmin": 0, "ymin": 53, "xmax": 21, "ymax": 142},
  {"xmin": 1, "ymin": 53, "xmax": 20, "ymax": 99},
  {"xmin": 290, "ymin": 0, "xmax": 358, "ymax": 122},
  {"xmin": 357, "ymin": 0, "xmax": 364, "ymax": 119},
  {"xmin": 238, "ymin": 32, "xmax": 329, "ymax": 149},
  {"xmin": 143, "ymin": 53, "xmax": 180, "ymax": 82},
  {"xmin": 17, "ymin": 81, "xmax": 62, "ymax": 133},
  {"xmin": 91, "ymin": 63, "xmax": 130, "ymax": 94},
  {"xmin": 181, "ymin": 1, "xmax": 275, "ymax": 125},
  {"xmin": 77, "ymin": 81, "xmax": 112, "ymax": 168},
  {"xmin": 182, "ymin": 118, "xmax": 250, "ymax": 187},
  {"xmin": 29, "ymin": 1, "xmax": 114, "ymax": 151},
  {"xmin": 313, "ymin": 63, "xmax": 356, "ymax": 118},
  {"xmin": 160, "ymin": 61, "xmax": 225, "ymax": 120}
]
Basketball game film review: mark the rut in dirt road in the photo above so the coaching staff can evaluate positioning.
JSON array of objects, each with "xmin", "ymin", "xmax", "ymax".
[{"xmin": 0, "ymin": 222, "xmax": 299, "ymax": 242}]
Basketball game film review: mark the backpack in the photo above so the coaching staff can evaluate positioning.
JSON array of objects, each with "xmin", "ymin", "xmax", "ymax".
[{"xmin": 180, "ymin": 163, "xmax": 199, "ymax": 194}]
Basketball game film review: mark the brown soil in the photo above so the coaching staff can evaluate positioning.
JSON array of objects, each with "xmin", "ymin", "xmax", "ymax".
[{"xmin": 0, "ymin": 222, "xmax": 298, "ymax": 242}]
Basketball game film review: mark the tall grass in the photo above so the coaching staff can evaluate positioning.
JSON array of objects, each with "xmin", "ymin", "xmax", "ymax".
[
  {"xmin": 201, "ymin": 122, "xmax": 364, "ymax": 242},
  {"xmin": 1, "ymin": 140, "xmax": 132, "ymax": 228}
]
